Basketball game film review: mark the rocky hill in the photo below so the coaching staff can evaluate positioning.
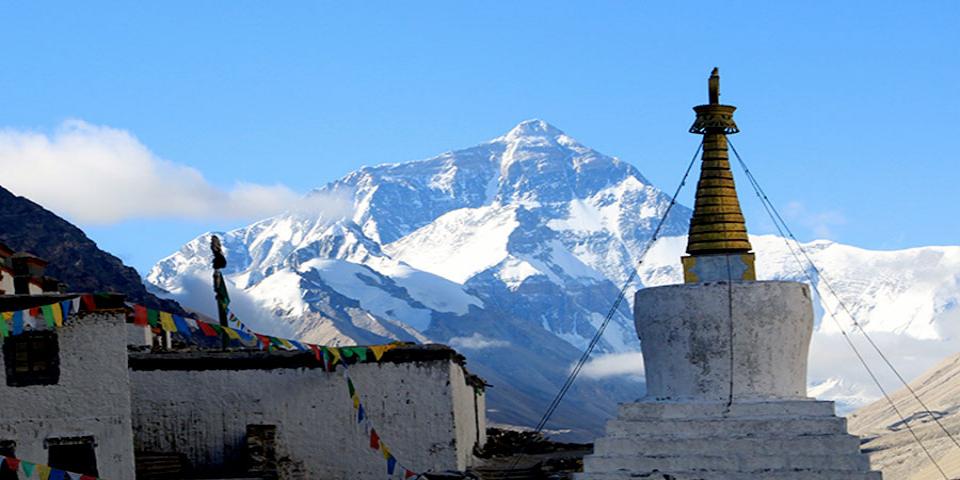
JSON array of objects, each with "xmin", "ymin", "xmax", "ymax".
[
  {"xmin": 0, "ymin": 184, "xmax": 183, "ymax": 313},
  {"xmin": 849, "ymin": 351, "xmax": 960, "ymax": 480}
]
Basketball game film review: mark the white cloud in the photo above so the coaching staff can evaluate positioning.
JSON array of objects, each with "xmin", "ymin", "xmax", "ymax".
[
  {"xmin": 448, "ymin": 333, "xmax": 509, "ymax": 350},
  {"xmin": 580, "ymin": 351, "xmax": 645, "ymax": 380},
  {"xmin": 0, "ymin": 120, "xmax": 348, "ymax": 225}
]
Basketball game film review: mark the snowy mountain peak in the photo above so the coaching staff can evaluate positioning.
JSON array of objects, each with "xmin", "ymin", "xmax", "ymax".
[
  {"xmin": 501, "ymin": 119, "xmax": 566, "ymax": 141},
  {"xmin": 148, "ymin": 120, "xmax": 960, "ymax": 437}
]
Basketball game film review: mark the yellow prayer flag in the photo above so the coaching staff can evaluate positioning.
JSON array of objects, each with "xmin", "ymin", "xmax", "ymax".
[
  {"xmin": 223, "ymin": 327, "xmax": 241, "ymax": 340},
  {"xmin": 1, "ymin": 312, "xmax": 11, "ymax": 321},
  {"xmin": 159, "ymin": 311, "xmax": 177, "ymax": 332},
  {"xmin": 369, "ymin": 345, "xmax": 393, "ymax": 361},
  {"xmin": 278, "ymin": 338, "xmax": 294, "ymax": 350},
  {"xmin": 37, "ymin": 464, "xmax": 51, "ymax": 480},
  {"xmin": 380, "ymin": 443, "xmax": 391, "ymax": 460},
  {"xmin": 328, "ymin": 347, "xmax": 342, "ymax": 365},
  {"xmin": 352, "ymin": 393, "xmax": 360, "ymax": 409},
  {"xmin": 52, "ymin": 305, "xmax": 64, "ymax": 327}
]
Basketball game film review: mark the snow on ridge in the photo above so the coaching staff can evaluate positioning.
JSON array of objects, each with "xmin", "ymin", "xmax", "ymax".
[{"xmin": 384, "ymin": 204, "xmax": 520, "ymax": 284}]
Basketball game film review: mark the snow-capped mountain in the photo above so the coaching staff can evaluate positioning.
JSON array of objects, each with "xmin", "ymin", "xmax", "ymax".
[{"xmin": 148, "ymin": 120, "xmax": 960, "ymax": 439}]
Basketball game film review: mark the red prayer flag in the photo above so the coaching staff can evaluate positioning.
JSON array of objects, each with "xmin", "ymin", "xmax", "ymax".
[
  {"xmin": 3, "ymin": 457, "xmax": 19, "ymax": 471},
  {"xmin": 255, "ymin": 334, "xmax": 271, "ymax": 350},
  {"xmin": 197, "ymin": 321, "xmax": 219, "ymax": 337},
  {"xmin": 133, "ymin": 305, "xmax": 148, "ymax": 326},
  {"xmin": 369, "ymin": 429, "xmax": 380, "ymax": 450},
  {"xmin": 80, "ymin": 476, "xmax": 97, "ymax": 480},
  {"xmin": 309, "ymin": 344, "xmax": 322, "ymax": 362},
  {"xmin": 28, "ymin": 307, "xmax": 40, "ymax": 317},
  {"xmin": 405, "ymin": 469, "xmax": 416, "ymax": 479},
  {"xmin": 81, "ymin": 294, "xmax": 97, "ymax": 312}
]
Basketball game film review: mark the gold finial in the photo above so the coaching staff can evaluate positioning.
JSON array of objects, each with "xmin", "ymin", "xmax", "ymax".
[
  {"xmin": 681, "ymin": 68, "xmax": 755, "ymax": 281},
  {"xmin": 709, "ymin": 67, "xmax": 720, "ymax": 105}
]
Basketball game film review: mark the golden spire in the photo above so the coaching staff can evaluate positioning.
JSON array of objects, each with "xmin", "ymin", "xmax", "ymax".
[{"xmin": 685, "ymin": 68, "xmax": 752, "ymax": 255}]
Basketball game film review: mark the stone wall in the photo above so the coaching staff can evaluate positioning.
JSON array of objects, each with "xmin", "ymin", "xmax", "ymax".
[
  {"xmin": 0, "ymin": 312, "xmax": 137, "ymax": 478},
  {"xmin": 129, "ymin": 346, "xmax": 486, "ymax": 479}
]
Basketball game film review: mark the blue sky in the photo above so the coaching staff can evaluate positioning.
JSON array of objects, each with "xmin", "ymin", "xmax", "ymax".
[{"xmin": 1, "ymin": 2, "xmax": 957, "ymax": 274}]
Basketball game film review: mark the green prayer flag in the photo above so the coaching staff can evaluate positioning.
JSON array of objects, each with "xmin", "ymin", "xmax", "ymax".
[
  {"xmin": 21, "ymin": 461, "xmax": 35, "ymax": 476},
  {"xmin": 348, "ymin": 378, "xmax": 355, "ymax": 397},
  {"xmin": 353, "ymin": 347, "xmax": 368, "ymax": 362},
  {"xmin": 41, "ymin": 304, "xmax": 56, "ymax": 328},
  {"xmin": 147, "ymin": 308, "xmax": 159, "ymax": 327},
  {"xmin": 0, "ymin": 315, "xmax": 8, "ymax": 337}
]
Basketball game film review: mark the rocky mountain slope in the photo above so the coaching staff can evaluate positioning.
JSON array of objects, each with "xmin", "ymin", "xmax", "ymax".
[
  {"xmin": 849, "ymin": 352, "xmax": 960, "ymax": 480},
  {"xmin": 149, "ymin": 120, "xmax": 960, "ymax": 438},
  {"xmin": 0, "ymin": 184, "xmax": 183, "ymax": 313}
]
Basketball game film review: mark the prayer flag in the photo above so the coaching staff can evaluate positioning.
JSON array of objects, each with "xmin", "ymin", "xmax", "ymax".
[
  {"xmin": 347, "ymin": 379, "xmax": 356, "ymax": 397},
  {"xmin": 29, "ymin": 307, "xmax": 40, "ymax": 318},
  {"xmin": 369, "ymin": 345, "xmax": 391, "ymax": 361},
  {"xmin": 41, "ymin": 304, "xmax": 56, "ymax": 328},
  {"xmin": 309, "ymin": 344, "xmax": 322, "ymax": 362},
  {"xmin": 61, "ymin": 300, "xmax": 73, "ymax": 317},
  {"xmin": 37, "ymin": 463, "xmax": 51, "ymax": 480},
  {"xmin": 3, "ymin": 457, "xmax": 18, "ymax": 471},
  {"xmin": 173, "ymin": 315, "xmax": 192, "ymax": 337},
  {"xmin": 352, "ymin": 393, "xmax": 360, "ymax": 410},
  {"xmin": 341, "ymin": 348, "xmax": 355, "ymax": 359},
  {"xmin": 353, "ymin": 347, "xmax": 368, "ymax": 362},
  {"xmin": 328, "ymin": 347, "xmax": 342, "ymax": 366},
  {"xmin": 80, "ymin": 475, "xmax": 97, "ymax": 480},
  {"xmin": 81, "ymin": 294, "xmax": 96, "ymax": 312},
  {"xmin": 49, "ymin": 468, "xmax": 65, "ymax": 480},
  {"xmin": 0, "ymin": 314, "xmax": 7, "ymax": 337},
  {"xmin": 387, "ymin": 455, "xmax": 397, "ymax": 475},
  {"xmin": 146, "ymin": 308, "xmax": 159, "ymax": 328},
  {"xmin": 405, "ymin": 469, "xmax": 417, "ymax": 478},
  {"xmin": 12, "ymin": 311, "xmax": 24, "ymax": 335},
  {"xmin": 21, "ymin": 461, "xmax": 34, "ymax": 476},
  {"xmin": 197, "ymin": 321, "xmax": 219, "ymax": 337},
  {"xmin": 357, "ymin": 404, "xmax": 365, "ymax": 423},
  {"xmin": 52, "ymin": 302, "xmax": 65, "ymax": 327},
  {"xmin": 278, "ymin": 338, "xmax": 294, "ymax": 350},
  {"xmin": 66, "ymin": 473, "xmax": 81, "ymax": 480},
  {"xmin": 133, "ymin": 305, "xmax": 148, "ymax": 326},
  {"xmin": 380, "ymin": 443, "xmax": 391, "ymax": 460},
  {"xmin": 159, "ymin": 311, "xmax": 177, "ymax": 332},
  {"xmin": 369, "ymin": 429, "xmax": 380, "ymax": 449},
  {"xmin": 255, "ymin": 334, "xmax": 271, "ymax": 350},
  {"xmin": 223, "ymin": 327, "xmax": 240, "ymax": 340}
]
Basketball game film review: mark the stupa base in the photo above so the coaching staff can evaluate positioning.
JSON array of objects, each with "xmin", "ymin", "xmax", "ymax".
[{"xmin": 577, "ymin": 399, "xmax": 881, "ymax": 480}]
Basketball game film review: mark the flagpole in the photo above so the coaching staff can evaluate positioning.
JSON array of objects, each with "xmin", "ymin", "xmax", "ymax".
[{"xmin": 211, "ymin": 235, "xmax": 229, "ymax": 350}]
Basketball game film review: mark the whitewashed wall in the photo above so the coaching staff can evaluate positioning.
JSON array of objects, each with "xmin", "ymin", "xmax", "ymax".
[
  {"xmin": 130, "ymin": 349, "xmax": 486, "ymax": 479},
  {"xmin": 0, "ymin": 312, "xmax": 137, "ymax": 478}
]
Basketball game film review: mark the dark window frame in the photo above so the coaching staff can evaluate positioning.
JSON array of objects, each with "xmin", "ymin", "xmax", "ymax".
[
  {"xmin": 46, "ymin": 436, "xmax": 99, "ymax": 476},
  {"xmin": 3, "ymin": 331, "xmax": 60, "ymax": 387}
]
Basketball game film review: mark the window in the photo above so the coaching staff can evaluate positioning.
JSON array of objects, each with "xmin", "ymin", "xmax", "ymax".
[
  {"xmin": 3, "ymin": 331, "xmax": 60, "ymax": 387},
  {"xmin": 0, "ymin": 440, "xmax": 17, "ymax": 480},
  {"xmin": 46, "ymin": 436, "xmax": 98, "ymax": 477}
]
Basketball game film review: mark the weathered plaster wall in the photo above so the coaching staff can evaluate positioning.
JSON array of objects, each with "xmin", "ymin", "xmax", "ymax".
[
  {"xmin": 130, "ymin": 351, "xmax": 484, "ymax": 479},
  {"xmin": 635, "ymin": 281, "xmax": 813, "ymax": 402},
  {"xmin": 449, "ymin": 364, "xmax": 486, "ymax": 469},
  {"xmin": 0, "ymin": 312, "xmax": 137, "ymax": 478}
]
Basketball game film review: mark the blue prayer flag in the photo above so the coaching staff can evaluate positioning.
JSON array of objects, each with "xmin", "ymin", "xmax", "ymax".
[
  {"xmin": 387, "ymin": 455, "xmax": 397, "ymax": 475},
  {"xmin": 11, "ymin": 311, "xmax": 24, "ymax": 335}
]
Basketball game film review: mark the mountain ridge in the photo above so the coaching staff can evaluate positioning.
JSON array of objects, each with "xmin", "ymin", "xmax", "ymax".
[{"xmin": 149, "ymin": 120, "xmax": 960, "ymax": 438}]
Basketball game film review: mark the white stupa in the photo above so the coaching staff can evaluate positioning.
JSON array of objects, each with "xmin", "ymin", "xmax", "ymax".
[{"xmin": 578, "ymin": 69, "xmax": 882, "ymax": 480}]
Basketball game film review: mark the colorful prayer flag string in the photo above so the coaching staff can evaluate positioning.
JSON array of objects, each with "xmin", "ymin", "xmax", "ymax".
[{"xmin": 1, "ymin": 455, "xmax": 99, "ymax": 480}]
